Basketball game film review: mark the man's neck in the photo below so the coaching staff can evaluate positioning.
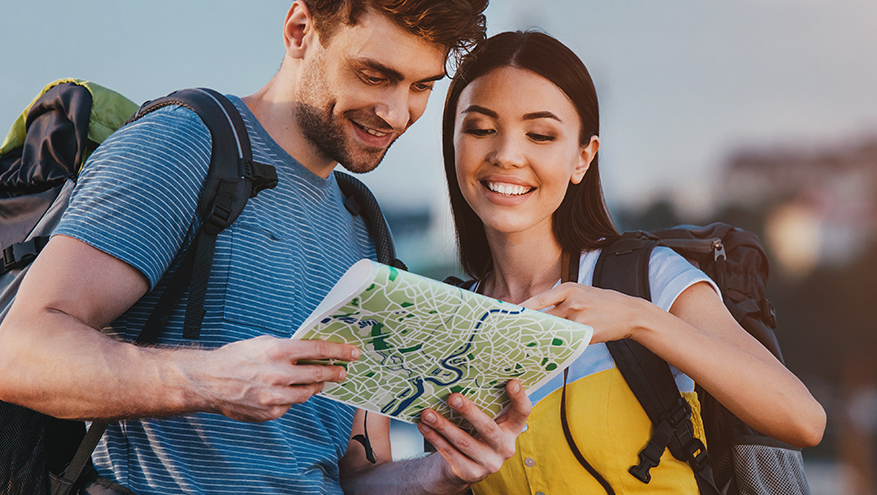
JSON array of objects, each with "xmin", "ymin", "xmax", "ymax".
[{"xmin": 242, "ymin": 83, "xmax": 337, "ymax": 179}]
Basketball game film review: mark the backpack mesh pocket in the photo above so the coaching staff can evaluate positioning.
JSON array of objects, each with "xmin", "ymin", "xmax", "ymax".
[{"xmin": 731, "ymin": 443, "xmax": 811, "ymax": 495}]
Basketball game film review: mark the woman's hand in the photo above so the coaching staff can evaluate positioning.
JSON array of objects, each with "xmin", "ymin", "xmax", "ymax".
[
  {"xmin": 520, "ymin": 282, "xmax": 653, "ymax": 344},
  {"xmin": 417, "ymin": 379, "xmax": 531, "ymax": 486}
]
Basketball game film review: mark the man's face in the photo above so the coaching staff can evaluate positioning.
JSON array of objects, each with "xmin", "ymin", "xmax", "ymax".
[{"xmin": 296, "ymin": 10, "xmax": 447, "ymax": 174}]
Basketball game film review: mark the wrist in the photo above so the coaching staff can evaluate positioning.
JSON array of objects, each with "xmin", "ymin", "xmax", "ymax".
[{"xmin": 432, "ymin": 453, "xmax": 471, "ymax": 495}]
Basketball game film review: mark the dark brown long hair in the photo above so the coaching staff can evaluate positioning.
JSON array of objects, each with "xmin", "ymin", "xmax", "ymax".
[{"xmin": 442, "ymin": 30, "xmax": 619, "ymax": 278}]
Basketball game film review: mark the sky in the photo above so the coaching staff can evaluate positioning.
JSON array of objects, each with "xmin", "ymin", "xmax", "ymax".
[{"xmin": 3, "ymin": 0, "xmax": 877, "ymax": 218}]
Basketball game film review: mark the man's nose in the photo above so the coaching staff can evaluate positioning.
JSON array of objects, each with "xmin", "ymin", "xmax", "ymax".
[{"xmin": 374, "ymin": 87, "xmax": 412, "ymax": 132}]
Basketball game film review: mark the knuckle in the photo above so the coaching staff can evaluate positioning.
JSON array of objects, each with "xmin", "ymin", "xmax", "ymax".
[
  {"xmin": 499, "ymin": 444, "xmax": 517, "ymax": 460},
  {"xmin": 487, "ymin": 458, "xmax": 504, "ymax": 473},
  {"xmin": 453, "ymin": 435, "xmax": 473, "ymax": 451}
]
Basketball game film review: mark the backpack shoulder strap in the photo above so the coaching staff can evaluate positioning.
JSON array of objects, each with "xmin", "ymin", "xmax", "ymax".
[
  {"xmin": 334, "ymin": 170, "xmax": 405, "ymax": 270},
  {"xmin": 592, "ymin": 235, "xmax": 719, "ymax": 494},
  {"xmin": 52, "ymin": 90, "xmax": 280, "ymax": 495},
  {"xmin": 129, "ymin": 88, "xmax": 278, "ymax": 343}
]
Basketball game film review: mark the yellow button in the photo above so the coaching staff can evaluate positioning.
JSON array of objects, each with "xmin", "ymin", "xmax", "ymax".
[{"xmin": 525, "ymin": 457, "xmax": 536, "ymax": 467}]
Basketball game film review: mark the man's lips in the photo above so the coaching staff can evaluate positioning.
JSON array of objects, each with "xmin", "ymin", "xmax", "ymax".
[{"xmin": 350, "ymin": 118, "xmax": 394, "ymax": 147}]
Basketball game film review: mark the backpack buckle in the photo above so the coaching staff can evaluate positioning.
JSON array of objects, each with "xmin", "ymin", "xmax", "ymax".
[
  {"xmin": 1, "ymin": 238, "xmax": 48, "ymax": 274},
  {"xmin": 629, "ymin": 450, "xmax": 660, "ymax": 483},
  {"xmin": 241, "ymin": 158, "xmax": 278, "ymax": 196}
]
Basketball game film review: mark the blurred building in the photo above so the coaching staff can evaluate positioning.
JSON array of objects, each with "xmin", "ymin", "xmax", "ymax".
[{"xmin": 719, "ymin": 138, "xmax": 877, "ymax": 277}]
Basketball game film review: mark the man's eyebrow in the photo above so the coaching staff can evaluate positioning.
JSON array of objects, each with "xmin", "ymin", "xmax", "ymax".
[
  {"xmin": 357, "ymin": 58, "xmax": 445, "ymax": 83},
  {"xmin": 461, "ymin": 105, "xmax": 497, "ymax": 118}
]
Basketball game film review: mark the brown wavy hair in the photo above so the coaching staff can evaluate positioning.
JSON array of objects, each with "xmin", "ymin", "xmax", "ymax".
[
  {"xmin": 442, "ymin": 31, "xmax": 620, "ymax": 278},
  {"xmin": 304, "ymin": 0, "xmax": 489, "ymax": 66}
]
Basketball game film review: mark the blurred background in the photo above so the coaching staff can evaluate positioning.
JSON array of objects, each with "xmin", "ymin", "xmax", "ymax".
[{"xmin": 3, "ymin": 1, "xmax": 876, "ymax": 492}]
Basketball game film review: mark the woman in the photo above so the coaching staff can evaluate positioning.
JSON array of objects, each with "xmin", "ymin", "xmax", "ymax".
[{"xmin": 424, "ymin": 30, "xmax": 826, "ymax": 494}]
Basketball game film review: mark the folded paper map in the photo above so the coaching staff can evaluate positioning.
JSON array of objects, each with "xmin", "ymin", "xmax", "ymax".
[{"xmin": 292, "ymin": 260, "xmax": 592, "ymax": 430}]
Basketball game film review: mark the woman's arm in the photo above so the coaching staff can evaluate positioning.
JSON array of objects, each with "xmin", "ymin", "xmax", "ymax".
[{"xmin": 521, "ymin": 281, "xmax": 826, "ymax": 448}]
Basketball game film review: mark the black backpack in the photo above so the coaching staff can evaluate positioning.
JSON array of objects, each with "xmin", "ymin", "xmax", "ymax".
[
  {"xmin": 0, "ymin": 81, "xmax": 400, "ymax": 495},
  {"xmin": 577, "ymin": 223, "xmax": 810, "ymax": 495}
]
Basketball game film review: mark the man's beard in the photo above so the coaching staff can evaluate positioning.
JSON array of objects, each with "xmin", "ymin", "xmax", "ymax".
[{"xmin": 296, "ymin": 103, "xmax": 395, "ymax": 174}]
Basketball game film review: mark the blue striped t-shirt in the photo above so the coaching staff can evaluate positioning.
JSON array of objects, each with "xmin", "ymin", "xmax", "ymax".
[{"xmin": 55, "ymin": 95, "xmax": 376, "ymax": 494}]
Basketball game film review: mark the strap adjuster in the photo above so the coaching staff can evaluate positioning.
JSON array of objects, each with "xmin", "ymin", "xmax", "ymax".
[
  {"xmin": 203, "ymin": 204, "xmax": 231, "ymax": 236},
  {"xmin": 683, "ymin": 437, "xmax": 710, "ymax": 472},
  {"xmin": 664, "ymin": 398, "xmax": 691, "ymax": 427}
]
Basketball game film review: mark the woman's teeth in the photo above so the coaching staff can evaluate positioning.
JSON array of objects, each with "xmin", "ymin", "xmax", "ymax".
[{"xmin": 486, "ymin": 182, "xmax": 531, "ymax": 196}]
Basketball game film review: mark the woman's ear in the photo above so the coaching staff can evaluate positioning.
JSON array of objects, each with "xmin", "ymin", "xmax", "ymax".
[
  {"xmin": 571, "ymin": 135, "xmax": 599, "ymax": 184},
  {"xmin": 284, "ymin": 0, "xmax": 317, "ymax": 59}
]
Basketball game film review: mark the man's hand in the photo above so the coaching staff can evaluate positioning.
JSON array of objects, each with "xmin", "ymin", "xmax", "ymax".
[
  {"xmin": 416, "ymin": 379, "xmax": 531, "ymax": 486},
  {"xmin": 192, "ymin": 335, "xmax": 360, "ymax": 422}
]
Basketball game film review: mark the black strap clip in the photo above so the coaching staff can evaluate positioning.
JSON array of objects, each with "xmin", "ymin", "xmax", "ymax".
[
  {"xmin": 242, "ymin": 158, "xmax": 278, "ymax": 196},
  {"xmin": 630, "ymin": 398, "xmax": 701, "ymax": 483},
  {"xmin": 629, "ymin": 420, "xmax": 670, "ymax": 483},
  {"xmin": 1, "ymin": 237, "xmax": 49, "ymax": 274}
]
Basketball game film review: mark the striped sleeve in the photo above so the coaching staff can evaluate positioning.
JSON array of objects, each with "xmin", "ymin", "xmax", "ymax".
[{"xmin": 55, "ymin": 105, "xmax": 211, "ymax": 289}]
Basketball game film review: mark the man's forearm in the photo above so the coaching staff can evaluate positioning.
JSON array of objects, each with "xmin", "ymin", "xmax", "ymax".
[
  {"xmin": 341, "ymin": 452, "xmax": 470, "ymax": 495},
  {"xmin": 0, "ymin": 308, "xmax": 205, "ymax": 420}
]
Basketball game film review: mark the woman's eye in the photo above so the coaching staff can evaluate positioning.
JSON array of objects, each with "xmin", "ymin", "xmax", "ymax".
[
  {"xmin": 464, "ymin": 128, "xmax": 494, "ymax": 137},
  {"xmin": 528, "ymin": 133, "xmax": 555, "ymax": 142}
]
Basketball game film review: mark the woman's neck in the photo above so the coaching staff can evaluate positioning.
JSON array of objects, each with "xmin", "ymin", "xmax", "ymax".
[{"xmin": 481, "ymin": 230, "xmax": 565, "ymax": 305}]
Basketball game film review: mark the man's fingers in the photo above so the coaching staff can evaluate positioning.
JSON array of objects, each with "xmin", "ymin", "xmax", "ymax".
[
  {"xmin": 286, "ymin": 363, "xmax": 348, "ymax": 384},
  {"xmin": 281, "ymin": 338, "xmax": 361, "ymax": 362}
]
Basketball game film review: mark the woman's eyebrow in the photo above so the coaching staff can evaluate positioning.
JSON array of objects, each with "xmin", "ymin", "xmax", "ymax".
[
  {"xmin": 523, "ymin": 111, "xmax": 562, "ymax": 122},
  {"xmin": 461, "ymin": 106, "xmax": 561, "ymax": 123},
  {"xmin": 461, "ymin": 105, "xmax": 498, "ymax": 118}
]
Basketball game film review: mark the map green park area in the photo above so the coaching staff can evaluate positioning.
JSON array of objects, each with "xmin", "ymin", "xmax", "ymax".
[{"xmin": 292, "ymin": 260, "xmax": 592, "ymax": 430}]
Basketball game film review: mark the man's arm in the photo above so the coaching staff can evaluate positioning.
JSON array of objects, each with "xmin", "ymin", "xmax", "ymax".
[
  {"xmin": 338, "ymin": 380, "xmax": 530, "ymax": 495},
  {"xmin": 0, "ymin": 234, "xmax": 359, "ymax": 421}
]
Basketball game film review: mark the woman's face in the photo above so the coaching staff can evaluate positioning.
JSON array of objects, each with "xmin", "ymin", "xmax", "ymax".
[{"xmin": 453, "ymin": 66, "xmax": 598, "ymax": 240}]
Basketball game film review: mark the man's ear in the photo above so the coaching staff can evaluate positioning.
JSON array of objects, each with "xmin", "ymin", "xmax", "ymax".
[
  {"xmin": 571, "ymin": 135, "xmax": 599, "ymax": 185},
  {"xmin": 284, "ymin": 0, "xmax": 317, "ymax": 59}
]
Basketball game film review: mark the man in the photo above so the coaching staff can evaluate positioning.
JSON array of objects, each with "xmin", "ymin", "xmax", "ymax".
[{"xmin": 0, "ymin": 1, "xmax": 530, "ymax": 494}]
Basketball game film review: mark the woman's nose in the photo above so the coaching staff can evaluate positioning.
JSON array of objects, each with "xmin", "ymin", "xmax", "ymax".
[{"xmin": 488, "ymin": 135, "xmax": 526, "ymax": 168}]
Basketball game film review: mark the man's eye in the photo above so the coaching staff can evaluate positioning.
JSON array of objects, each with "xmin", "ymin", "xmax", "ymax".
[
  {"xmin": 361, "ymin": 72, "xmax": 386, "ymax": 85},
  {"xmin": 413, "ymin": 82, "xmax": 434, "ymax": 93}
]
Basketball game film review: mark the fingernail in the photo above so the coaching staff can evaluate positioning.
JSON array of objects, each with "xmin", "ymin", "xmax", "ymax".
[
  {"xmin": 509, "ymin": 381, "xmax": 520, "ymax": 394},
  {"xmin": 423, "ymin": 412, "xmax": 436, "ymax": 424},
  {"xmin": 350, "ymin": 348, "xmax": 360, "ymax": 360},
  {"xmin": 450, "ymin": 396, "xmax": 463, "ymax": 408}
]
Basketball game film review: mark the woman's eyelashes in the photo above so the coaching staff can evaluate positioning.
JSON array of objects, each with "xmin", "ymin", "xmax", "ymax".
[
  {"xmin": 461, "ymin": 121, "xmax": 495, "ymax": 136},
  {"xmin": 527, "ymin": 132, "xmax": 555, "ymax": 142},
  {"xmin": 461, "ymin": 123, "xmax": 557, "ymax": 142}
]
